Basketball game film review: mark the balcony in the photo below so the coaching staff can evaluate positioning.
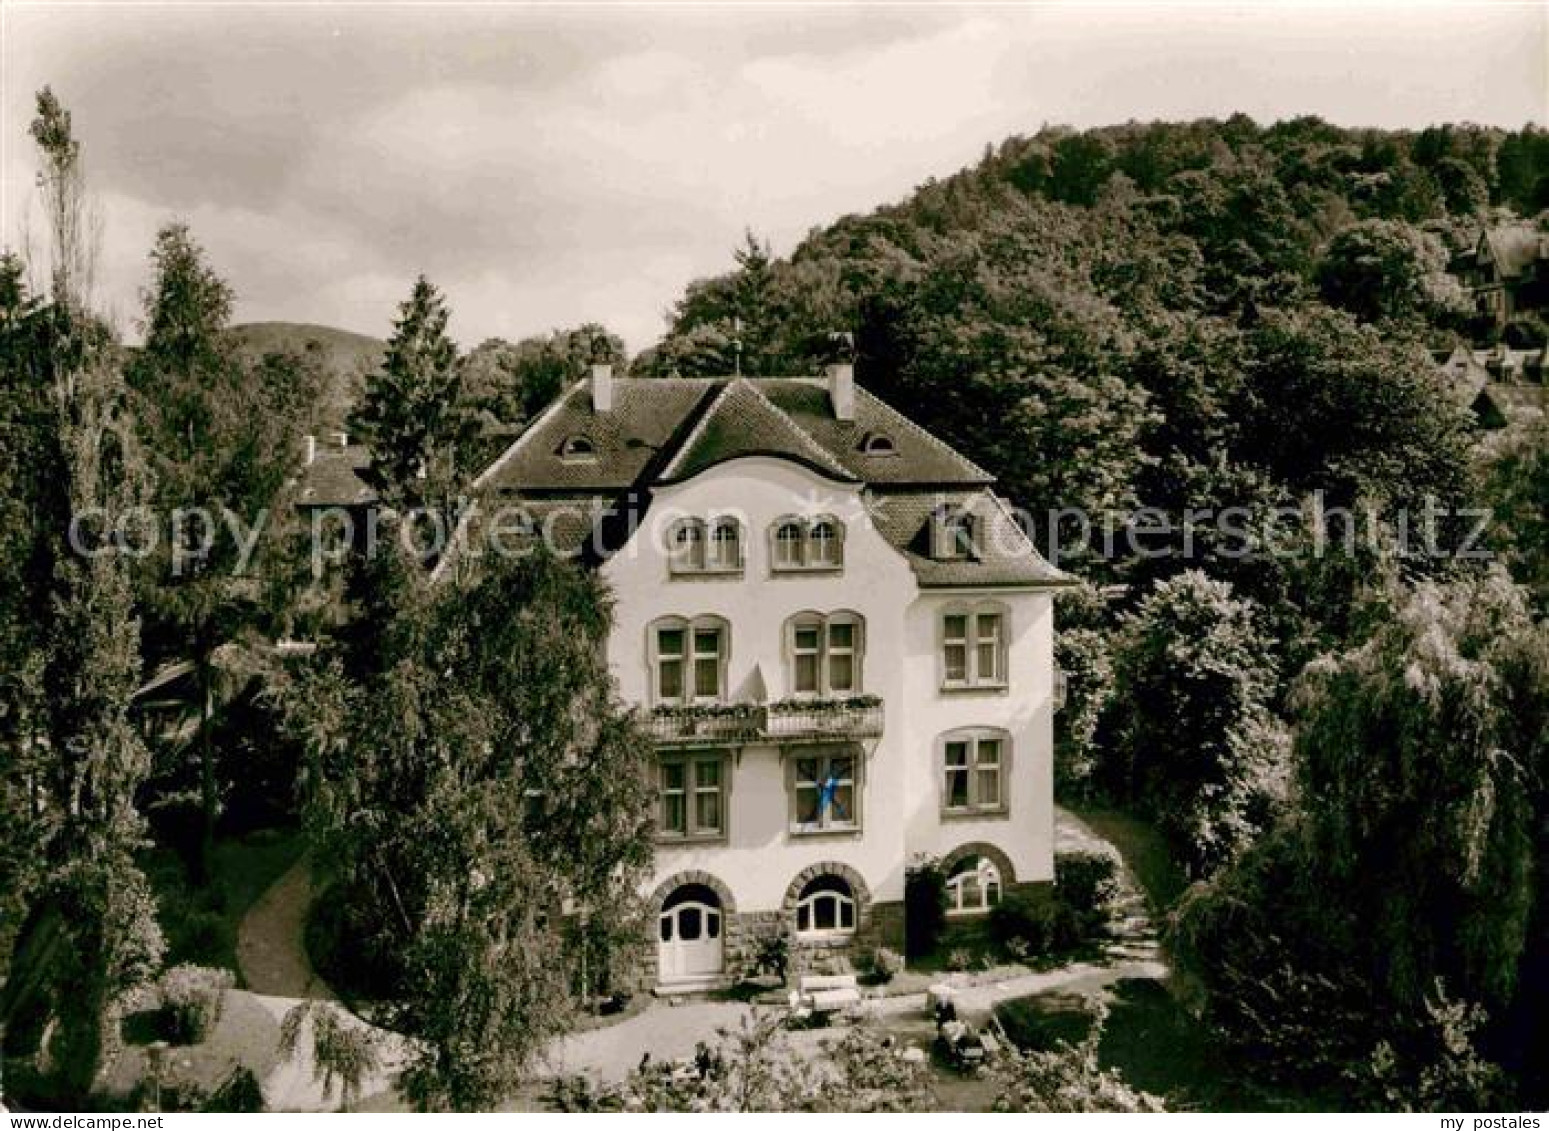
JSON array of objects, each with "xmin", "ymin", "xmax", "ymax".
[{"xmin": 645, "ymin": 696, "xmax": 884, "ymax": 748}]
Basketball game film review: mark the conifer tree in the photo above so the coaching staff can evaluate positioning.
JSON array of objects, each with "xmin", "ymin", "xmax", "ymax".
[{"xmin": 350, "ymin": 275, "xmax": 469, "ymax": 518}]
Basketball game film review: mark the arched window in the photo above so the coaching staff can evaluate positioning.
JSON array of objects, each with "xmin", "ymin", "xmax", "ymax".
[
  {"xmin": 945, "ymin": 855, "xmax": 1003, "ymax": 916},
  {"xmin": 796, "ymin": 874, "xmax": 856, "ymax": 937},
  {"xmin": 649, "ymin": 615, "xmax": 729, "ymax": 704},
  {"xmin": 559, "ymin": 435, "xmax": 596, "ymax": 461},
  {"xmin": 708, "ymin": 517, "xmax": 743, "ymax": 572},
  {"xmin": 808, "ymin": 516, "xmax": 843, "ymax": 567},
  {"xmin": 773, "ymin": 518, "xmax": 805, "ymax": 570},
  {"xmin": 785, "ymin": 611, "xmax": 865, "ymax": 696},
  {"xmin": 667, "ymin": 519, "xmax": 706, "ymax": 573},
  {"xmin": 940, "ymin": 728, "xmax": 1010, "ymax": 815},
  {"xmin": 941, "ymin": 602, "xmax": 1008, "ymax": 689},
  {"xmin": 769, "ymin": 516, "xmax": 845, "ymax": 572}
]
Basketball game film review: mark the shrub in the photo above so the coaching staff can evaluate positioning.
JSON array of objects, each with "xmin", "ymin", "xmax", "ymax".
[
  {"xmin": 992, "ymin": 999, "xmax": 1165, "ymax": 1112},
  {"xmin": 1054, "ymin": 851, "xmax": 1122, "ymax": 931},
  {"xmin": 752, "ymin": 933, "xmax": 789, "ymax": 983},
  {"xmin": 159, "ymin": 964, "xmax": 235, "ymax": 1044},
  {"xmin": 945, "ymin": 947, "xmax": 974, "ymax": 972},
  {"xmin": 990, "ymin": 890, "xmax": 1081, "ymax": 957},
  {"xmin": 861, "ymin": 946, "xmax": 902, "ymax": 984},
  {"xmin": 904, "ymin": 860, "xmax": 947, "ymax": 959}
]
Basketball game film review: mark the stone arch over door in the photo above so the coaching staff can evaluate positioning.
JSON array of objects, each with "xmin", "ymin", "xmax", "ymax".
[
  {"xmin": 650, "ymin": 869, "xmax": 737, "ymax": 918},
  {"xmin": 648, "ymin": 870, "xmax": 737, "ymax": 987},
  {"xmin": 939, "ymin": 841, "xmax": 1017, "ymax": 887}
]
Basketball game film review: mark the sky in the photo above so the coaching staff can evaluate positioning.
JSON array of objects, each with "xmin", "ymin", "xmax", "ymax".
[{"xmin": 3, "ymin": 2, "xmax": 1545, "ymax": 353}]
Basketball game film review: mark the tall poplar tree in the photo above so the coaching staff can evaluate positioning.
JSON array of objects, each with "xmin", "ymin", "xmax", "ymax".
[{"xmin": 1, "ymin": 88, "xmax": 164, "ymax": 1099}]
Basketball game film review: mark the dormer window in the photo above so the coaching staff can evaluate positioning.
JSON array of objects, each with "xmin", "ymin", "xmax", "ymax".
[
  {"xmin": 859, "ymin": 431, "xmax": 896, "ymax": 456},
  {"xmin": 559, "ymin": 435, "xmax": 596, "ymax": 461},
  {"xmin": 933, "ymin": 508, "xmax": 981, "ymax": 561},
  {"xmin": 769, "ymin": 515, "xmax": 845, "ymax": 572},
  {"xmin": 667, "ymin": 517, "xmax": 744, "ymax": 576}
]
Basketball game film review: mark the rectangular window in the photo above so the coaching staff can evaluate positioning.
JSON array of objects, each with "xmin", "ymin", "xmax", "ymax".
[
  {"xmin": 942, "ymin": 734, "xmax": 1006, "ymax": 814},
  {"xmin": 828, "ymin": 622, "xmax": 855, "ymax": 692},
  {"xmin": 976, "ymin": 614, "xmax": 1002, "ymax": 683},
  {"xmin": 692, "ymin": 628, "xmax": 722, "ymax": 700},
  {"xmin": 791, "ymin": 751, "xmax": 859, "ymax": 833},
  {"xmin": 659, "ymin": 754, "xmax": 725, "ymax": 839},
  {"xmin": 793, "ymin": 625, "xmax": 820, "ymax": 694},
  {"xmin": 942, "ymin": 610, "xmax": 1007, "ymax": 689},
  {"xmin": 660, "ymin": 760, "xmax": 686, "ymax": 834},
  {"xmin": 657, "ymin": 628, "xmax": 685, "ymax": 701},
  {"xmin": 944, "ymin": 741, "xmax": 970, "ymax": 809},
  {"xmin": 943, "ymin": 615, "xmax": 968, "ymax": 684}
]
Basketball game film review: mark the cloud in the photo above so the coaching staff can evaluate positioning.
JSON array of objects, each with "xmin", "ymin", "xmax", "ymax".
[{"xmin": 3, "ymin": 3, "xmax": 1543, "ymax": 354}]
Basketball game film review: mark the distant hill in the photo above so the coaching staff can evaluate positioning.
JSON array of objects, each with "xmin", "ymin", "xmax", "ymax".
[{"xmin": 230, "ymin": 322, "xmax": 384, "ymax": 429}]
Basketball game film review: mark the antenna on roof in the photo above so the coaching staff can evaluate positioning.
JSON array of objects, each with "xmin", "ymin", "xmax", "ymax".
[{"xmin": 731, "ymin": 316, "xmax": 743, "ymax": 378}]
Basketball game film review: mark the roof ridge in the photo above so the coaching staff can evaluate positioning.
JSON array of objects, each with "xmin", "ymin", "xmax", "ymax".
[{"xmin": 657, "ymin": 376, "xmax": 855, "ymax": 483}]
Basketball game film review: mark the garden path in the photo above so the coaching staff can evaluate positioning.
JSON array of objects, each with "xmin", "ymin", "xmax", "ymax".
[{"xmin": 236, "ymin": 854, "xmax": 335, "ymax": 1001}]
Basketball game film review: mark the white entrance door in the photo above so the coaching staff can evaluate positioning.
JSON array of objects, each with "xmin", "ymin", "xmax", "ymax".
[{"xmin": 658, "ymin": 899, "xmax": 723, "ymax": 982}]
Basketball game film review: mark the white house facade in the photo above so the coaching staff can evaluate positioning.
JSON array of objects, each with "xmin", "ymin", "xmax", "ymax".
[{"xmin": 468, "ymin": 363, "xmax": 1072, "ymax": 990}]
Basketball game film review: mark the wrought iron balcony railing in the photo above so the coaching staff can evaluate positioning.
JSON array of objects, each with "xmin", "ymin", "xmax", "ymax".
[{"xmin": 645, "ymin": 697, "xmax": 884, "ymax": 747}]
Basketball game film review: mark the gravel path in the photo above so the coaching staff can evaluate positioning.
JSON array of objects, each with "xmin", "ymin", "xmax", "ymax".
[{"xmin": 237, "ymin": 854, "xmax": 335, "ymax": 1001}]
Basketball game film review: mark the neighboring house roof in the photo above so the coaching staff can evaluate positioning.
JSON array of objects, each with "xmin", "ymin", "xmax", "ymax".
[
  {"xmin": 297, "ymin": 442, "xmax": 376, "ymax": 506},
  {"xmin": 1479, "ymin": 226, "xmax": 1548, "ymax": 280},
  {"xmin": 1434, "ymin": 346, "xmax": 1491, "ymax": 404},
  {"xmin": 1479, "ymin": 382, "xmax": 1548, "ymax": 425}
]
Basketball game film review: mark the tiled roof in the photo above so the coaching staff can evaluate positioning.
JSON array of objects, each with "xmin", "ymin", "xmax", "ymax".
[
  {"xmin": 297, "ymin": 443, "xmax": 376, "ymax": 506},
  {"xmin": 475, "ymin": 378, "xmax": 716, "ymax": 493},
  {"xmin": 760, "ymin": 379, "xmax": 993, "ymax": 485},
  {"xmin": 440, "ymin": 372, "xmax": 1067, "ymax": 589},
  {"xmin": 865, "ymin": 489, "xmax": 1070, "ymax": 588},
  {"xmin": 478, "ymin": 375, "xmax": 991, "ymax": 494},
  {"xmin": 659, "ymin": 378, "xmax": 857, "ymax": 484}
]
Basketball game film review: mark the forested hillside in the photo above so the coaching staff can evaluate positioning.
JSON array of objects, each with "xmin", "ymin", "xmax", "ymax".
[{"xmin": 642, "ymin": 116, "xmax": 1549, "ymax": 1108}]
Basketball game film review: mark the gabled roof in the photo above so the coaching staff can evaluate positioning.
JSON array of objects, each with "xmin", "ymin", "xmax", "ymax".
[
  {"xmin": 297, "ymin": 443, "xmax": 376, "ymax": 506},
  {"xmin": 1480, "ymin": 226, "xmax": 1547, "ymax": 279},
  {"xmin": 658, "ymin": 378, "xmax": 857, "ymax": 484}
]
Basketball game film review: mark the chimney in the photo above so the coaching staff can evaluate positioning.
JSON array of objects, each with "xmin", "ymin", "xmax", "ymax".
[
  {"xmin": 592, "ymin": 362, "xmax": 614, "ymax": 413},
  {"xmin": 827, "ymin": 361, "xmax": 855, "ymax": 422},
  {"xmin": 303, "ymin": 434, "xmax": 316, "ymax": 465}
]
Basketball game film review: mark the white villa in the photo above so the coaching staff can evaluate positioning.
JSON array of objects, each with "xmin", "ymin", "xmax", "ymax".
[{"xmin": 459, "ymin": 362, "xmax": 1073, "ymax": 991}]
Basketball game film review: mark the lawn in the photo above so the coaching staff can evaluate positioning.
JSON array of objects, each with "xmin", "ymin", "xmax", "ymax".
[
  {"xmin": 142, "ymin": 827, "xmax": 304, "ymax": 980},
  {"xmin": 996, "ymin": 978, "xmax": 1337, "ymax": 1112},
  {"xmin": 1064, "ymin": 804, "xmax": 1189, "ymax": 912}
]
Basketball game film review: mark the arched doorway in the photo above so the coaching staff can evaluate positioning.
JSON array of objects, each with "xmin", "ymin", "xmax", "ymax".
[{"xmin": 658, "ymin": 882, "xmax": 724, "ymax": 983}]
